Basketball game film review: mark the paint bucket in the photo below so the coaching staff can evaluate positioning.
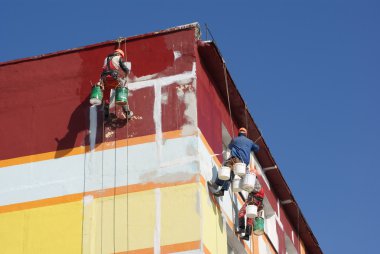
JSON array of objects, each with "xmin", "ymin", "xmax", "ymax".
[
  {"xmin": 232, "ymin": 177, "xmax": 242, "ymax": 192},
  {"xmin": 246, "ymin": 204, "xmax": 258, "ymax": 218},
  {"xmin": 218, "ymin": 166, "xmax": 231, "ymax": 181},
  {"xmin": 233, "ymin": 162, "xmax": 246, "ymax": 176},
  {"xmin": 241, "ymin": 173, "xmax": 256, "ymax": 192},
  {"xmin": 115, "ymin": 86, "xmax": 128, "ymax": 105},
  {"xmin": 253, "ymin": 210, "xmax": 265, "ymax": 236},
  {"xmin": 89, "ymin": 86, "xmax": 103, "ymax": 105}
]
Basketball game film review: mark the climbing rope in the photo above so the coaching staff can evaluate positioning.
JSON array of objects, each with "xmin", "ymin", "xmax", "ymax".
[
  {"xmin": 223, "ymin": 61, "xmax": 235, "ymax": 138},
  {"xmin": 244, "ymin": 103, "xmax": 249, "ymax": 138},
  {"xmin": 100, "ymin": 107, "xmax": 106, "ymax": 254},
  {"xmin": 80, "ymin": 143, "xmax": 87, "ymax": 254},
  {"xmin": 126, "ymin": 115, "xmax": 130, "ymax": 252},
  {"xmin": 125, "ymin": 37, "xmax": 131, "ymax": 253},
  {"xmin": 113, "ymin": 121, "xmax": 117, "ymax": 254}
]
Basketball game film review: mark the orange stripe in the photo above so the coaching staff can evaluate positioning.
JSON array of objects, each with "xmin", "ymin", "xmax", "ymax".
[
  {"xmin": 115, "ymin": 240, "xmax": 201, "ymax": 254},
  {"xmin": 0, "ymin": 130, "xmax": 185, "ymax": 168},
  {"xmin": 203, "ymin": 244, "xmax": 212, "ymax": 254},
  {"xmin": 253, "ymin": 235, "xmax": 259, "ymax": 254},
  {"xmin": 161, "ymin": 240, "xmax": 200, "ymax": 253},
  {"xmin": 199, "ymin": 132, "xmax": 221, "ymax": 167},
  {"xmin": 0, "ymin": 176, "xmax": 198, "ymax": 214}
]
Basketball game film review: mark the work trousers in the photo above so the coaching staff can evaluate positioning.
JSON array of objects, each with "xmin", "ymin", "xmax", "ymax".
[
  {"xmin": 100, "ymin": 76, "xmax": 127, "ymax": 105},
  {"xmin": 215, "ymin": 157, "xmax": 242, "ymax": 191},
  {"xmin": 238, "ymin": 188, "xmax": 264, "ymax": 229}
]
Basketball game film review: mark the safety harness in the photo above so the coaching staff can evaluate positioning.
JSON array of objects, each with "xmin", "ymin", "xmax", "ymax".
[{"xmin": 101, "ymin": 54, "xmax": 119, "ymax": 80}]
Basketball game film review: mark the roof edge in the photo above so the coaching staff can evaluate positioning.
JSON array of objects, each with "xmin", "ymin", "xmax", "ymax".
[
  {"xmin": 197, "ymin": 40, "xmax": 323, "ymax": 254},
  {"xmin": 0, "ymin": 22, "xmax": 200, "ymax": 67}
]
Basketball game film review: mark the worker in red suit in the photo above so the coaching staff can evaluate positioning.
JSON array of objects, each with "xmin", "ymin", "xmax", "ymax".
[
  {"xmin": 90, "ymin": 49, "xmax": 133, "ymax": 120},
  {"xmin": 236, "ymin": 180, "xmax": 265, "ymax": 241}
]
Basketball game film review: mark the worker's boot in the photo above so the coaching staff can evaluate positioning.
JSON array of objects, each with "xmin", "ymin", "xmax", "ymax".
[
  {"xmin": 235, "ymin": 217, "xmax": 245, "ymax": 234},
  {"xmin": 122, "ymin": 105, "xmax": 133, "ymax": 120},
  {"xmin": 207, "ymin": 181, "xmax": 222, "ymax": 194},
  {"xmin": 241, "ymin": 225, "xmax": 252, "ymax": 241}
]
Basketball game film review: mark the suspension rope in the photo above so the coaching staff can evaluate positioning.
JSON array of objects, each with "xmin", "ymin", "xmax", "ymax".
[
  {"xmin": 223, "ymin": 61, "xmax": 234, "ymax": 138},
  {"xmin": 100, "ymin": 107, "xmax": 105, "ymax": 254},
  {"xmin": 80, "ymin": 139, "xmax": 87, "ymax": 254},
  {"xmin": 126, "ymin": 116, "xmax": 130, "ymax": 252},
  {"xmin": 113, "ymin": 121, "xmax": 117, "ymax": 254},
  {"xmin": 244, "ymin": 103, "xmax": 249, "ymax": 138}
]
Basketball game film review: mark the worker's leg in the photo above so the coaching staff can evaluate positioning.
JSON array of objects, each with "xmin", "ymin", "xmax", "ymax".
[
  {"xmin": 102, "ymin": 84, "xmax": 112, "ymax": 120},
  {"xmin": 117, "ymin": 78, "xmax": 133, "ymax": 119},
  {"xmin": 218, "ymin": 157, "xmax": 240, "ymax": 192},
  {"xmin": 209, "ymin": 157, "xmax": 238, "ymax": 196},
  {"xmin": 236, "ymin": 202, "xmax": 248, "ymax": 233},
  {"xmin": 242, "ymin": 217, "xmax": 253, "ymax": 241}
]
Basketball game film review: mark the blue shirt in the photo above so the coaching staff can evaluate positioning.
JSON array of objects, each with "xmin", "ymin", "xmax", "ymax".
[{"xmin": 228, "ymin": 134, "xmax": 259, "ymax": 165}]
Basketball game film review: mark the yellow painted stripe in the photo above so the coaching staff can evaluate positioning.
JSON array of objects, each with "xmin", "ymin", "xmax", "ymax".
[
  {"xmin": 0, "ymin": 130, "xmax": 184, "ymax": 168},
  {"xmin": 199, "ymin": 175, "xmax": 253, "ymax": 254},
  {"xmin": 0, "ymin": 175, "xmax": 198, "ymax": 214},
  {"xmin": 115, "ymin": 240, "xmax": 201, "ymax": 254}
]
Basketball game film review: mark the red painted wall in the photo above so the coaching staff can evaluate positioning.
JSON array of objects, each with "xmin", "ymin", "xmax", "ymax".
[
  {"xmin": 0, "ymin": 29, "xmax": 196, "ymax": 160},
  {"xmin": 195, "ymin": 47, "xmax": 239, "ymax": 163}
]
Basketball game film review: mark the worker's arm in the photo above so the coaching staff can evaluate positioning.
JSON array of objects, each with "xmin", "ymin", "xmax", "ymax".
[
  {"xmin": 251, "ymin": 142, "xmax": 259, "ymax": 153},
  {"xmin": 119, "ymin": 58, "xmax": 130, "ymax": 74},
  {"xmin": 228, "ymin": 139, "xmax": 234, "ymax": 150}
]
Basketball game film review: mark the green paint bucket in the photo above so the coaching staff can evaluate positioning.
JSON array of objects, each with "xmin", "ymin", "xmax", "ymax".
[
  {"xmin": 115, "ymin": 86, "xmax": 128, "ymax": 105},
  {"xmin": 89, "ymin": 86, "xmax": 103, "ymax": 105},
  {"xmin": 253, "ymin": 216, "xmax": 265, "ymax": 236}
]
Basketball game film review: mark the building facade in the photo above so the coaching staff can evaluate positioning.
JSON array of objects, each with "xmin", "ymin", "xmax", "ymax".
[{"xmin": 0, "ymin": 23, "xmax": 322, "ymax": 254}]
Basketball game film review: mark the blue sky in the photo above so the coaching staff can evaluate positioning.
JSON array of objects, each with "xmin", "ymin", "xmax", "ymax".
[{"xmin": 1, "ymin": 1, "xmax": 379, "ymax": 253}]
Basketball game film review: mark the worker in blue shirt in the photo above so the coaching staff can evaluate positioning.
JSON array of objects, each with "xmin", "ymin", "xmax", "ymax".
[{"xmin": 208, "ymin": 127, "xmax": 259, "ymax": 197}]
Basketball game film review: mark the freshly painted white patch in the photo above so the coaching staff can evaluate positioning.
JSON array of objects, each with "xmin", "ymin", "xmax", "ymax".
[
  {"xmin": 126, "ymin": 62, "xmax": 131, "ymax": 71},
  {"xmin": 276, "ymin": 215, "xmax": 284, "ymax": 231},
  {"xmin": 176, "ymin": 87, "xmax": 185, "ymax": 99},
  {"xmin": 154, "ymin": 81, "xmax": 163, "ymax": 163},
  {"xmin": 292, "ymin": 230, "xmax": 294, "ymax": 243},
  {"xmin": 128, "ymin": 62, "xmax": 196, "ymax": 91},
  {"xmin": 128, "ymin": 73, "xmax": 158, "ymax": 83},
  {"xmin": 83, "ymin": 195, "xmax": 94, "ymax": 206},
  {"xmin": 181, "ymin": 91, "xmax": 198, "ymax": 135},
  {"xmin": 161, "ymin": 92, "xmax": 168, "ymax": 105},
  {"xmin": 154, "ymin": 188, "xmax": 161, "ymax": 254},
  {"xmin": 89, "ymin": 106, "xmax": 97, "ymax": 151},
  {"xmin": 109, "ymin": 89, "xmax": 116, "ymax": 108},
  {"xmin": 173, "ymin": 51, "xmax": 182, "ymax": 60}
]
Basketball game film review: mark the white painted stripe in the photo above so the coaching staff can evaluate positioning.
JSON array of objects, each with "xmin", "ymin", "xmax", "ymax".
[
  {"xmin": 89, "ymin": 105, "xmax": 98, "ymax": 151},
  {"xmin": 154, "ymin": 80, "xmax": 163, "ymax": 164},
  {"xmin": 128, "ymin": 63, "xmax": 196, "ymax": 91},
  {"xmin": 0, "ymin": 136, "xmax": 198, "ymax": 206},
  {"xmin": 154, "ymin": 188, "xmax": 161, "ymax": 254}
]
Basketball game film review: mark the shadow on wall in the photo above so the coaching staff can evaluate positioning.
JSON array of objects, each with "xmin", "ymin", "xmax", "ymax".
[
  {"xmin": 54, "ymin": 95, "xmax": 94, "ymax": 159},
  {"xmin": 54, "ymin": 95, "xmax": 130, "ymax": 159}
]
